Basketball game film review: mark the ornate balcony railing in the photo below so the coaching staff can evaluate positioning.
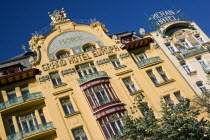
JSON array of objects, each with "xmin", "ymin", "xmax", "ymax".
[
  {"xmin": 77, "ymin": 71, "xmax": 109, "ymax": 85},
  {"xmin": 136, "ymin": 56, "xmax": 163, "ymax": 68},
  {"xmin": 7, "ymin": 122, "xmax": 54, "ymax": 140},
  {"xmin": 0, "ymin": 92, "xmax": 43, "ymax": 111},
  {"xmin": 182, "ymin": 47, "xmax": 207, "ymax": 58},
  {"xmin": 202, "ymin": 66, "xmax": 210, "ymax": 74}
]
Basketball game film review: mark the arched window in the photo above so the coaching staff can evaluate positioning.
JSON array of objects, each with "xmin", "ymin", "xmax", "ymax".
[
  {"xmin": 55, "ymin": 49, "xmax": 71, "ymax": 59},
  {"xmin": 82, "ymin": 42, "xmax": 98, "ymax": 52}
]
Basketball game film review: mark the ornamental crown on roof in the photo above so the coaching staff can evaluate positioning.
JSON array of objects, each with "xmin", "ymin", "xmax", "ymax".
[{"xmin": 48, "ymin": 8, "xmax": 70, "ymax": 25}]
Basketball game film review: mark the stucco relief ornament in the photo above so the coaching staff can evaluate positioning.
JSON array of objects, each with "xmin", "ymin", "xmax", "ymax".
[{"xmin": 48, "ymin": 8, "xmax": 70, "ymax": 25}]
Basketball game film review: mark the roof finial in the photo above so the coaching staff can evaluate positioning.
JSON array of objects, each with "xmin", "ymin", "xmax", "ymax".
[
  {"xmin": 48, "ymin": 8, "xmax": 70, "ymax": 25},
  {"xmin": 22, "ymin": 45, "xmax": 27, "ymax": 53}
]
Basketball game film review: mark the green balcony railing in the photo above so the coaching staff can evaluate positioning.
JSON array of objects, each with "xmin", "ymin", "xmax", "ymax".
[
  {"xmin": 202, "ymin": 66, "xmax": 210, "ymax": 74},
  {"xmin": 7, "ymin": 122, "xmax": 54, "ymax": 140},
  {"xmin": 77, "ymin": 71, "xmax": 109, "ymax": 85},
  {"xmin": 0, "ymin": 92, "xmax": 43, "ymax": 111},
  {"xmin": 136, "ymin": 56, "xmax": 163, "ymax": 68},
  {"xmin": 182, "ymin": 47, "xmax": 206, "ymax": 58}
]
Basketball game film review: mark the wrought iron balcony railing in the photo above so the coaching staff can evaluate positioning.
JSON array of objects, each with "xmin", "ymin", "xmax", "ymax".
[
  {"xmin": 182, "ymin": 47, "xmax": 207, "ymax": 58},
  {"xmin": 77, "ymin": 71, "xmax": 109, "ymax": 85},
  {"xmin": 136, "ymin": 56, "xmax": 163, "ymax": 68},
  {"xmin": 0, "ymin": 92, "xmax": 43, "ymax": 111},
  {"xmin": 7, "ymin": 122, "xmax": 54, "ymax": 140}
]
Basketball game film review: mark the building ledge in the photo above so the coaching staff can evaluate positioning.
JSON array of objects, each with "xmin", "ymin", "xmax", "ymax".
[
  {"xmin": 64, "ymin": 111, "xmax": 80, "ymax": 118},
  {"xmin": 114, "ymin": 65, "xmax": 127, "ymax": 70},
  {"xmin": 155, "ymin": 79, "xmax": 175, "ymax": 87},
  {"xmin": 129, "ymin": 90, "xmax": 143, "ymax": 96},
  {"xmin": 115, "ymin": 69, "xmax": 133, "ymax": 76},
  {"xmin": 53, "ymin": 83, "xmax": 67, "ymax": 89},
  {"xmin": 52, "ymin": 88, "xmax": 73, "ymax": 96},
  {"xmin": 187, "ymin": 70, "xmax": 197, "ymax": 76}
]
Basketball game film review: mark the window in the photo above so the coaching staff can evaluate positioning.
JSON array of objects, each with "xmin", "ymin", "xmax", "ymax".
[
  {"xmin": 135, "ymin": 51, "xmax": 147, "ymax": 61},
  {"xmin": 196, "ymin": 57, "xmax": 208, "ymax": 67},
  {"xmin": 139, "ymin": 103, "xmax": 150, "ymax": 117},
  {"xmin": 76, "ymin": 62, "xmax": 97, "ymax": 78},
  {"xmin": 38, "ymin": 109, "xmax": 47, "ymax": 124},
  {"xmin": 196, "ymin": 82, "xmax": 208, "ymax": 93},
  {"xmin": 60, "ymin": 97, "xmax": 75, "ymax": 116},
  {"xmin": 1, "ymin": 66, "xmax": 21, "ymax": 76},
  {"xmin": 8, "ymin": 119, "xmax": 15, "ymax": 134},
  {"xmin": 163, "ymin": 95, "xmax": 174, "ymax": 109},
  {"xmin": 180, "ymin": 39, "xmax": 191, "ymax": 49},
  {"xmin": 156, "ymin": 67, "xmax": 169, "ymax": 82},
  {"xmin": 20, "ymin": 85, "xmax": 30, "ymax": 100},
  {"xmin": 166, "ymin": 44, "xmax": 176, "ymax": 53},
  {"xmin": 181, "ymin": 63, "xmax": 192, "ymax": 74},
  {"xmin": 174, "ymin": 92, "xmax": 184, "ymax": 103},
  {"xmin": 17, "ymin": 112, "xmax": 38, "ymax": 132},
  {"xmin": 83, "ymin": 45, "xmax": 95, "ymax": 52},
  {"xmin": 195, "ymin": 35, "xmax": 205, "ymax": 44},
  {"xmin": 123, "ymin": 78, "xmax": 138, "ymax": 94},
  {"xmin": 72, "ymin": 127, "xmax": 88, "ymax": 140},
  {"xmin": 147, "ymin": 71, "xmax": 159, "ymax": 85},
  {"xmin": 84, "ymin": 83, "xmax": 118, "ymax": 109},
  {"xmin": 50, "ymin": 72, "xmax": 63, "ymax": 86},
  {"xmin": 99, "ymin": 112, "xmax": 124, "ymax": 139},
  {"xmin": 109, "ymin": 56, "xmax": 122, "ymax": 68},
  {"xmin": 57, "ymin": 52, "xmax": 70, "ymax": 59},
  {"xmin": 7, "ymin": 88, "xmax": 17, "ymax": 100}
]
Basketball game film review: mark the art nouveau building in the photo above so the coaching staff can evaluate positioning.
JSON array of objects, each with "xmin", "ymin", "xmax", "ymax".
[
  {"xmin": 0, "ymin": 10, "xmax": 197, "ymax": 140},
  {"xmin": 150, "ymin": 21, "xmax": 210, "ymax": 96}
]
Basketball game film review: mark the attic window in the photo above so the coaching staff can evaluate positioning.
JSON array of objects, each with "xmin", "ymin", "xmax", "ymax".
[
  {"xmin": 55, "ymin": 49, "xmax": 71, "ymax": 59},
  {"xmin": 82, "ymin": 42, "xmax": 98, "ymax": 52},
  {"xmin": 1, "ymin": 66, "xmax": 22, "ymax": 76}
]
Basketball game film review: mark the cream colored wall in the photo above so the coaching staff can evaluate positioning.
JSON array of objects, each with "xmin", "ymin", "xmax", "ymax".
[{"xmin": 150, "ymin": 21, "xmax": 210, "ymax": 96}]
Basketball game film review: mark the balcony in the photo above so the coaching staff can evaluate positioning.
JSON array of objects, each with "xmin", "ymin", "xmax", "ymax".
[
  {"xmin": 77, "ymin": 71, "xmax": 109, "ymax": 85},
  {"xmin": 182, "ymin": 47, "xmax": 207, "ymax": 58},
  {"xmin": 202, "ymin": 66, "xmax": 210, "ymax": 74},
  {"xmin": 7, "ymin": 122, "xmax": 55, "ymax": 140},
  {"xmin": 0, "ymin": 92, "xmax": 44, "ymax": 113},
  {"xmin": 136, "ymin": 56, "xmax": 163, "ymax": 68}
]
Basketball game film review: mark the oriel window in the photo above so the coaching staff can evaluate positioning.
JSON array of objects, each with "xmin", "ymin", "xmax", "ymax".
[{"xmin": 50, "ymin": 72, "xmax": 63, "ymax": 86}]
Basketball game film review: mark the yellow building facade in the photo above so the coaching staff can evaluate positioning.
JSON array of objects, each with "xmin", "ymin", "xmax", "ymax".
[{"xmin": 0, "ymin": 9, "xmax": 198, "ymax": 140}]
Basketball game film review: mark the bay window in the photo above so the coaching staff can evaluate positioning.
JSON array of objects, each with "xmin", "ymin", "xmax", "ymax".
[{"xmin": 84, "ymin": 83, "xmax": 118, "ymax": 109}]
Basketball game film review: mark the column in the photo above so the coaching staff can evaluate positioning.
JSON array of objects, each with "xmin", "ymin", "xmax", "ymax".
[
  {"xmin": 15, "ymin": 87, "xmax": 22, "ymax": 97},
  {"xmin": 1, "ymin": 91, "xmax": 8, "ymax": 101},
  {"xmin": 12, "ymin": 116, "xmax": 19, "ymax": 132},
  {"xmin": 35, "ymin": 110, "xmax": 42, "ymax": 124},
  {"xmin": 42, "ymin": 107, "xmax": 50, "ymax": 122}
]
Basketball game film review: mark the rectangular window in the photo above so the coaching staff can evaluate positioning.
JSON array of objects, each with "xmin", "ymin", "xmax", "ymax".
[
  {"xmin": 139, "ymin": 103, "xmax": 150, "ymax": 117},
  {"xmin": 147, "ymin": 71, "xmax": 159, "ymax": 85},
  {"xmin": 135, "ymin": 51, "xmax": 147, "ymax": 61},
  {"xmin": 181, "ymin": 63, "xmax": 192, "ymax": 74},
  {"xmin": 38, "ymin": 109, "xmax": 47, "ymax": 124},
  {"xmin": 109, "ymin": 56, "xmax": 122, "ymax": 68},
  {"xmin": 180, "ymin": 39, "xmax": 191, "ymax": 48},
  {"xmin": 7, "ymin": 88, "xmax": 17, "ymax": 100},
  {"xmin": 166, "ymin": 44, "xmax": 176, "ymax": 53},
  {"xmin": 174, "ymin": 92, "xmax": 184, "ymax": 103},
  {"xmin": 196, "ymin": 57, "xmax": 208, "ymax": 67},
  {"xmin": 163, "ymin": 95, "xmax": 174, "ymax": 109},
  {"xmin": 20, "ymin": 85, "xmax": 30, "ymax": 100},
  {"xmin": 50, "ymin": 72, "xmax": 63, "ymax": 86},
  {"xmin": 60, "ymin": 97, "xmax": 75, "ymax": 116},
  {"xmin": 196, "ymin": 82, "xmax": 208, "ymax": 93},
  {"xmin": 8, "ymin": 119, "xmax": 15, "ymax": 134},
  {"xmin": 195, "ymin": 35, "xmax": 205, "ymax": 44},
  {"xmin": 123, "ymin": 78, "xmax": 138, "ymax": 94},
  {"xmin": 72, "ymin": 127, "xmax": 88, "ymax": 140},
  {"xmin": 76, "ymin": 62, "xmax": 97, "ymax": 77},
  {"xmin": 156, "ymin": 67, "xmax": 169, "ymax": 82}
]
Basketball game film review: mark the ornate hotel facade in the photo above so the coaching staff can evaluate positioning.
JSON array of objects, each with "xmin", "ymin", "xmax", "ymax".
[{"xmin": 0, "ymin": 9, "xmax": 208, "ymax": 140}]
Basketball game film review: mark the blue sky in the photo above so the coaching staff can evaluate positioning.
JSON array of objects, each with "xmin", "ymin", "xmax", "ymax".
[{"xmin": 0, "ymin": 0, "xmax": 209, "ymax": 62}]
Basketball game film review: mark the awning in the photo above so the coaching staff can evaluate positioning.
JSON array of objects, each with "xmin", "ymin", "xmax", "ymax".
[
  {"xmin": 0, "ymin": 69, "xmax": 39, "ymax": 86},
  {"xmin": 120, "ymin": 37, "xmax": 152, "ymax": 50}
]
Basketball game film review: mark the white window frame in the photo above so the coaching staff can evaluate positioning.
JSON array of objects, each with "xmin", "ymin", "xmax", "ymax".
[
  {"xmin": 180, "ymin": 39, "xmax": 192, "ymax": 49},
  {"xmin": 195, "ymin": 35, "xmax": 205, "ymax": 44}
]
